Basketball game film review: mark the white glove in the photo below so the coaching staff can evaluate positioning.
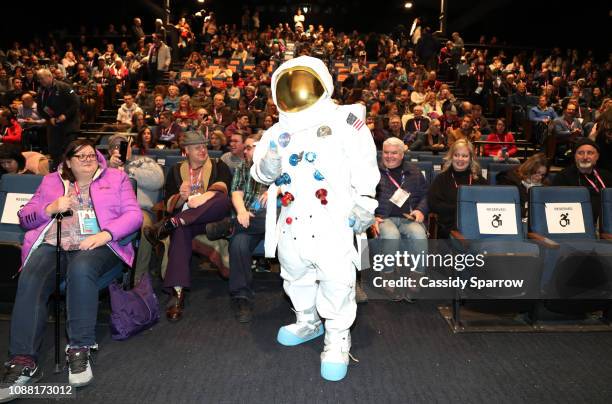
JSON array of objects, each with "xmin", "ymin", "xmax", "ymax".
[
  {"xmin": 348, "ymin": 203, "xmax": 375, "ymax": 233},
  {"xmin": 259, "ymin": 140, "xmax": 282, "ymax": 180}
]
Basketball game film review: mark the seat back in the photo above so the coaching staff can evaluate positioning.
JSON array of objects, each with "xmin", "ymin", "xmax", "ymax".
[
  {"xmin": 488, "ymin": 163, "xmax": 520, "ymax": 185},
  {"xmin": 164, "ymin": 155, "xmax": 187, "ymax": 168},
  {"xmin": 476, "ymin": 156, "xmax": 496, "ymax": 179},
  {"xmin": 602, "ymin": 188, "xmax": 612, "ymax": 234},
  {"xmin": 418, "ymin": 154, "xmax": 445, "ymax": 171},
  {"xmin": 410, "ymin": 161, "xmax": 433, "ymax": 184},
  {"xmin": 457, "ymin": 185, "xmax": 523, "ymax": 240},
  {"xmin": 529, "ymin": 186, "xmax": 595, "ymax": 240},
  {"xmin": 145, "ymin": 148, "xmax": 182, "ymax": 165},
  {"xmin": 208, "ymin": 149, "xmax": 223, "ymax": 159}
]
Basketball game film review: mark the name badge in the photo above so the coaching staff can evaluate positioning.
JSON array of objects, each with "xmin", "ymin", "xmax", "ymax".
[
  {"xmin": 390, "ymin": 188, "xmax": 410, "ymax": 208},
  {"xmin": 78, "ymin": 209, "xmax": 100, "ymax": 235}
]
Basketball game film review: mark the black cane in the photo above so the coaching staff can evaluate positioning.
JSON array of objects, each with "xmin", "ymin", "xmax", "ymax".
[{"xmin": 53, "ymin": 210, "xmax": 72, "ymax": 374}]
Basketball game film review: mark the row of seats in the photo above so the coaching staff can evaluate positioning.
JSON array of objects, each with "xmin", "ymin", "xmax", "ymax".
[{"xmin": 453, "ymin": 186, "xmax": 612, "ymax": 308}]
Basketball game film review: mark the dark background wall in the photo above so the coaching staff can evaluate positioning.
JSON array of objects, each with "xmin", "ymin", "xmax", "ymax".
[{"xmin": 4, "ymin": 0, "xmax": 610, "ymax": 57}]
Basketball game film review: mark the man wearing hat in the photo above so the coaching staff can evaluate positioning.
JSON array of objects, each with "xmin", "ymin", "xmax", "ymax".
[
  {"xmin": 552, "ymin": 138, "xmax": 612, "ymax": 223},
  {"xmin": 144, "ymin": 131, "xmax": 232, "ymax": 321}
]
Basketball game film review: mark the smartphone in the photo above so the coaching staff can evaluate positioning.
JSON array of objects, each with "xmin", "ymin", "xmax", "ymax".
[{"xmin": 119, "ymin": 141, "xmax": 129, "ymax": 163}]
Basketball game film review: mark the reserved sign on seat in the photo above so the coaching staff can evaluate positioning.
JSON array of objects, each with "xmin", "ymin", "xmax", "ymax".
[
  {"xmin": 1, "ymin": 193, "xmax": 34, "ymax": 224},
  {"xmin": 544, "ymin": 203, "xmax": 585, "ymax": 234},
  {"xmin": 476, "ymin": 203, "xmax": 518, "ymax": 235}
]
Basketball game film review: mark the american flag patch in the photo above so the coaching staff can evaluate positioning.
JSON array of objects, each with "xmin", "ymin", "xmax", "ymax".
[{"xmin": 346, "ymin": 113, "xmax": 364, "ymax": 130}]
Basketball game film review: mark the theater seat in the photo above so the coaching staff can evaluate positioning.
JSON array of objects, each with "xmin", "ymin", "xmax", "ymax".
[
  {"xmin": 528, "ymin": 186, "xmax": 612, "ymax": 315},
  {"xmin": 449, "ymin": 185, "xmax": 542, "ymax": 325},
  {"xmin": 601, "ymin": 188, "xmax": 612, "ymax": 238}
]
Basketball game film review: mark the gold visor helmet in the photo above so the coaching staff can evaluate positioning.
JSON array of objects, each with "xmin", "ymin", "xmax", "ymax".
[{"xmin": 275, "ymin": 66, "xmax": 326, "ymax": 113}]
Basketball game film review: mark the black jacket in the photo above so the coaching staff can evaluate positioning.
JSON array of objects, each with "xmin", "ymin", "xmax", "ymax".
[
  {"xmin": 428, "ymin": 167, "xmax": 488, "ymax": 238},
  {"xmin": 552, "ymin": 165, "xmax": 612, "ymax": 224},
  {"xmin": 496, "ymin": 168, "xmax": 529, "ymax": 217},
  {"xmin": 37, "ymin": 80, "xmax": 81, "ymax": 133}
]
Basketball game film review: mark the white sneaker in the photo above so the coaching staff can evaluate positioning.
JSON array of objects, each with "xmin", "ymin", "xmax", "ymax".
[
  {"xmin": 277, "ymin": 306, "xmax": 324, "ymax": 346},
  {"xmin": 66, "ymin": 346, "xmax": 94, "ymax": 387}
]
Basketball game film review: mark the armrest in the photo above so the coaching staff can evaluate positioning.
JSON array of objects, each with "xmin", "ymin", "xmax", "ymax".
[
  {"xmin": 527, "ymin": 232, "xmax": 560, "ymax": 249},
  {"xmin": 450, "ymin": 230, "xmax": 471, "ymax": 249},
  {"xmin": 119, "ymin": 230, "xmax": 140, "ymax": 246},
  {"xmin": 600, "ymin": 233, "xmax": 612, "ymax": 241},
  {"xmin": 428, "ymin": 213, "xmax": 438, "ymax": 239}
]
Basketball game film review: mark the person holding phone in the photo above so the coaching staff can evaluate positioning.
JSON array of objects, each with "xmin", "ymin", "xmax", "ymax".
[{"xmin": 107, "ymin": 134, "xmax": 165, "ymax": 280}]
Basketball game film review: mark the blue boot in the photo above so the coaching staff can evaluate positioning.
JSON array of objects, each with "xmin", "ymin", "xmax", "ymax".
[{"xmin": 277, "ymin": 306, "xmax": 324, "ymax": 346}]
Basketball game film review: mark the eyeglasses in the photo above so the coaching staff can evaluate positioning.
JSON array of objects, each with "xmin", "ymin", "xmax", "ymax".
[{"xmin": 72, "ymin": 153, "xmax": 97, "ymax": 162}]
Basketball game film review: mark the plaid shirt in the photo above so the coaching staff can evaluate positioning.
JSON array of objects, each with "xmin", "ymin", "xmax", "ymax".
[{"xmin": 231, "ymin": 160, "xmax": 267, "ymax": 211}]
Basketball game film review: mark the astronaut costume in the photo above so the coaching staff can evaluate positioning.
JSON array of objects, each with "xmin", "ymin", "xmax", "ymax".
[{"xmin": 251, "ymin": 56, "xmax": 379, "ymax": 381}]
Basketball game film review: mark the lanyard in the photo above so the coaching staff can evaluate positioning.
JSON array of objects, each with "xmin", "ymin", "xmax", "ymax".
[
  {"xmin": 414, "ymin": 119, "xmax": 421, "ymax": 132},
  {"xmin": 73, "ymin": 182, "xmax": 92, "ymax": 208},
  {"xmin": 451, "ymin": 172, "xmax": 472, "ymax": 189},
  {"xmin": 385, "ymin": 170, "xmax": 404, "ymax": 190},
  {"xmin": 581, "ymin": 170, "xmax": 606, "ymax": 193},
  {"xmin": 161, "ymin": 124, "xmax": 172, "ymax": 137},
  {"xmin": 190, "ymin": 166, "xmax": 203, "ymax": 194},
  {"xmin": 214, "ymin": 108, "xmax": 222, "ymax": 123}
]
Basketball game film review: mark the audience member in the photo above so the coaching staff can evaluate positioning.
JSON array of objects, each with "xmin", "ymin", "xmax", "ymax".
[
  {"xmin": 4, "ymin": 140, "xmax": 141, "ymax": 392},
  {"xmin": 496, "ymin": 153, "xmax": 548, "ymax": 217},
  {"xmin": 221, "ymin": 130, "xmax": 246, "ymax": 173},
  {"xmin": 428, "ymin": 139, "xmax": 487, "ymax": 238},
  {"xmin": 552, "ymin": 138, "xmax": 612, "ymax": 224},
  {"xmin": 143, "ymin": 131, "xmax": 232, "ymax": 322},
  {"xmin": 227, "ymin": 133, "xmax": 267, "ymax": 322}
]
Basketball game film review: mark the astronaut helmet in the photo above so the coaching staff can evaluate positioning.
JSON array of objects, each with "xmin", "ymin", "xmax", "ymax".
[{"xmin": 271, "ymin": 56, "xmax": 334, "ymax": 114}]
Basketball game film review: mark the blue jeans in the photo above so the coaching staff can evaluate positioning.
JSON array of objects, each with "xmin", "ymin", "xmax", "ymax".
[
  {"xmin": 10, "ymin": 244, "xmax": 120, "ymax": 362},
  {"xmin": 228, "ymin": 210, "xmax": 266, "ymax": 301},
  {"xmin": 378, "ymin": 217, "xmax": 428, "ymax": 273}
]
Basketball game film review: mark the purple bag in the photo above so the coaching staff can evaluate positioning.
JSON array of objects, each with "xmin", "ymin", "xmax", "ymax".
[{"xmin": 109, "ymin": 273, "xmax": 160, "ymax": 341}]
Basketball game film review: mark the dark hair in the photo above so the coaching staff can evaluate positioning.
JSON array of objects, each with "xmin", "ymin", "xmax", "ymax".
[
  {"xmin": 160, "ymin": 110, "xmax": 174, "ymax": 121},
  {"xmin": 130, "ymin": 111, "xmax": 145, "ymax": 132},
  {"xmin": 232, "ymin": 130, "xmax": 249, "ymax": 143},
  {"xmin": 60, "ymin": 139, "xmax": 96, "ymax": 182},
  {"xmin": 0, "ymin": 143, "xmax": 25, "ymax": 171},
  {"xmin": 136, "ymin": 126, "xmax": 158, "ymax": 152}
]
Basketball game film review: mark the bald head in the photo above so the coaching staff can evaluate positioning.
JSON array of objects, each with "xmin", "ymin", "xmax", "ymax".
[{"xmin": 21, "ymin": 93, "xmax": 34, "ymax": 107}]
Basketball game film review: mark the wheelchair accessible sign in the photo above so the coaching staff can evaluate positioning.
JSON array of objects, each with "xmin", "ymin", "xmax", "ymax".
[
  {"xmin": 544, "ymin": 203, "xmax": 585, "ymax": 234},
  {"xmin": 476, "ymin": 203, "xmax": 518, "ymax": 235}
]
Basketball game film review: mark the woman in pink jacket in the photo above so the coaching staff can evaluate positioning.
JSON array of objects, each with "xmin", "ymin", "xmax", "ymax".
[{"xmin": 0, "ymin": 140, "xmax": 142, "ymax": 396}]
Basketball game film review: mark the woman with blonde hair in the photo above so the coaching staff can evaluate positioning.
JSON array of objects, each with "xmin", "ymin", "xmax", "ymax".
[
  {"xmin": 209, "ymin": 130, "xmax": 228, "ymax": 153},
  {"xmin": 427, "ymin": 139, "xmax": 487, "ymax": 238}
]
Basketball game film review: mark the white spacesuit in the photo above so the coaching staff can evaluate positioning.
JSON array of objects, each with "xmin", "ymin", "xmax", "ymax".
[{"xmin": 251, "ymin": 56, "xmax": 379, "ymax": 381}]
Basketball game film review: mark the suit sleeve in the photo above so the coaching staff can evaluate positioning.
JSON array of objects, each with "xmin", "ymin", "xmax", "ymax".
[
  {"xmin": 250, "ymin": 127, "xmax": 276, "ymax": 185},
  {"xmin": 344, "ymin": 104, "xmax": 380, "ymax": 213}
]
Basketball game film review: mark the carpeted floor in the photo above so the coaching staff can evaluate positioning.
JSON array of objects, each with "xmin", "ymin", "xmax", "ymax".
[{"xmin": 2, "ymin": 270, "xmax": 612, "ymax": 404}]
